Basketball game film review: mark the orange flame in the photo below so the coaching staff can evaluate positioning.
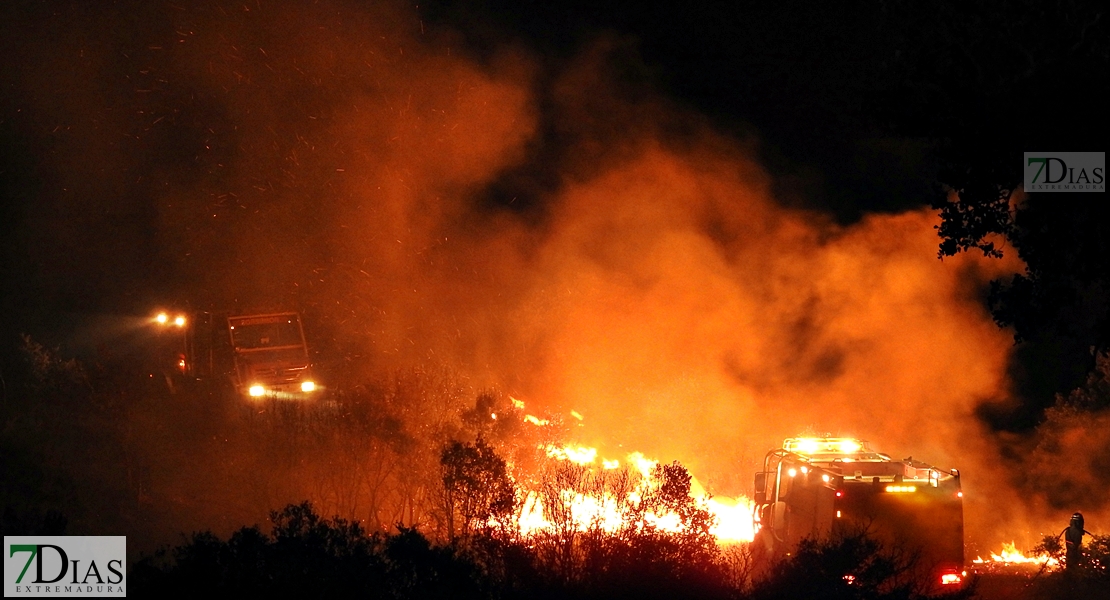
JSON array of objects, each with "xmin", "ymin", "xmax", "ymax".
[
  {"xmin": 509, "ymin": 401, "xmax": 755, "ymax": 544},
  {"xmin": 972, "ymin": 542, "xmax": 1058, "ymax": 567},
  {"xmin": 522, "ymin": 444, "xmax": 754, "ymax": 543}
]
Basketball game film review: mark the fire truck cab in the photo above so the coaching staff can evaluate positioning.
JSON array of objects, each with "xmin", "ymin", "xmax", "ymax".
[
  {"xmin": 159, "ymin": 309, "xmax": 319, "ymax": 400},
  {"xmin": 225, "ymin": 312, "xmax": 317, "ymax": 399},
  {"xmin": 753, "ymin": 437, "xmax": 965, "ymax": 588}
]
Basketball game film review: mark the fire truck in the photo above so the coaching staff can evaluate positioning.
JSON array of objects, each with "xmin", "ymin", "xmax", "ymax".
[
  {"xmin": 752, "ymin": 437, "xmax": 965, "ymax": 588},
  {"xmin": 153, "ymin": 310, "xmax": 319, "ymax": 399},
  {"xmin": 224, "ymin": 312, "xmax": 317, "ymax": 398}
]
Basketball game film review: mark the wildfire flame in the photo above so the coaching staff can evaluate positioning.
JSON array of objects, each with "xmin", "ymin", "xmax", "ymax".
[
  {"xmin": 972, "ymin": 542, "xmax": 1058, "ymax": 567},
  {"xmin": 515, "ymin": 405, "xmax": 755, "ymax": 544}
]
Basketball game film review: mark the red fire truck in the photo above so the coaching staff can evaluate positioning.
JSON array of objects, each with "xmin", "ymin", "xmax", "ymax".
[
  {"xmin": 225, "ymin": 312, "xmax": 317, "ymax": 398},
  {"xmin": 752, "ymin": 437, "xmax": 965, "ymax": 588},
  {"xmin": 152, "ymin": 309, "xmax": 319, "ymax": 400}
]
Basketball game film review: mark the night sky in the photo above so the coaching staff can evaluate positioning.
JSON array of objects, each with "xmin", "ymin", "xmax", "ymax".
[
  {"xmin": 3, "ymin": 0, "xmax": 1101, "ymax": 312},
  {"xmin": 1, "ymin": 0, "xmax": 1107, "ymax": 552}
]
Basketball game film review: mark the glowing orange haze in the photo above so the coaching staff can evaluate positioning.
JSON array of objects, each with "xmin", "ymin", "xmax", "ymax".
[
  {"xmin": 392, "ymin": 146, "xmax": 1023, "ymax": 546},
  {"xmin": 92, "ymin": 0, "xmax": 1028, "ymax": 546},
  {"xmin": 342, "ymin": 136, "xmax": 1025, "ymax": 545},
  {"xmin": 11, "ymin": 0, "xmax": 1099, "ymax": 555},
  {"xmin": 295, "ymin": 20, "xmax": 1025, "ymax": 545}
]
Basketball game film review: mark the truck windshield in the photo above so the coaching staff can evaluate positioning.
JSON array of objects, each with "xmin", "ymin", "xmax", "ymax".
[{"xmin": 229, "ymin": 315, "xmax": 305, "ymax": 350}]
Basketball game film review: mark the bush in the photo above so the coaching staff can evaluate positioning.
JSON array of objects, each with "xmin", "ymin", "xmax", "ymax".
[
  {"xmin": 130, "ymin": 501, "xmax": 483, "ymax": 599},
  {"xmin": 748, "ymin": 529, "xmax": 974, "ymax": 600}
]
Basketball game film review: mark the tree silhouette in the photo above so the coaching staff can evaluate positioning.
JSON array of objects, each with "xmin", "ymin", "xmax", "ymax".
[
  {"xmin": 440, "ymin": 438, "xmax": 518, "ymax": 540},
  {"xmin": 870, "ymin": 0, "xmax": 1110, "ymax": 424}
]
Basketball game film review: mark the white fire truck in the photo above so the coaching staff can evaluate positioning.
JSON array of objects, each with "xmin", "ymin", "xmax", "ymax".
[{"xmin": 752, "ymin": 437, "xmax": 965, "ymax": 588}]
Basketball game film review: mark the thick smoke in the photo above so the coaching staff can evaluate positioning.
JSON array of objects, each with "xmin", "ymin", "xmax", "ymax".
[
  {"xmin": 1012, "ymin": 356, "xmax": 1110, "ymax": 543},
  {"xmin": 3, "ymin": 0, "xmax": 1094, "ymax": 550}
]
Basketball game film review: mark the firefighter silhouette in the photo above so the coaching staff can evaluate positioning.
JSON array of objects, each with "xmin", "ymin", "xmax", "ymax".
[{"xmin": 1060, "ymin": 512, "xmax": 1091, "ymax": 570}]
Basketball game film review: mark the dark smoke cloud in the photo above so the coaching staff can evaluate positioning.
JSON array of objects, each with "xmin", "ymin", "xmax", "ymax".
[{"xmin": 2, "ymin": 0, "xmax": 1098, "ymax": 550}]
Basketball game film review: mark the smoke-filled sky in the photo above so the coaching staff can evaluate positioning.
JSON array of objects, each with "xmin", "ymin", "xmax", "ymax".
[{"xmin": 1, "ymin": 0, "xmax": 1103, "ymax": 548}]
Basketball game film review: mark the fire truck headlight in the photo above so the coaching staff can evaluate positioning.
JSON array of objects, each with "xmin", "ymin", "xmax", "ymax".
[
  {"xmin": 249, "ymin": 385, "xmax": 266, "ymax": 397},
  {"xmin": 155, "ymin": 313, "xmax": 168, "ymax": 324},
  {"xmin": 301, "ymin": 381, "xmax": 316, "ymax": 393},
  {"xmin": 174, "ymin": 315, "xmax": 186, "ymax": 327}
]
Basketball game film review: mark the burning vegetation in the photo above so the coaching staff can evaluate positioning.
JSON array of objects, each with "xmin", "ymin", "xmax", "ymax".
[
  {"xmin": 125, "ymin": 405, "xmax": 978, "ymax": 599},
  {"xmin": 973, "ymin": 542, "xmax": 1058, "ymax": 570}
]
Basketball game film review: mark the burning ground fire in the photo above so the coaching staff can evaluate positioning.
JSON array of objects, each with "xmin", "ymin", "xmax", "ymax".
[
  {"xmin": 972, "ymin": 542, "xmax": 1059, "ymax": 569},
  {"xmin": 508, "ymin": 399, "xmax": 755, "ymax": 544}
]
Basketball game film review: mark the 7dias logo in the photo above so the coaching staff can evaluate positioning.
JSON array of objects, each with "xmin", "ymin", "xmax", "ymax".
[
  {"xmin": 1024, "ymin": 152, "xmax": 1105, "ymax": 192},
  {"xmin": 4, "ymin": 536, "xmax": 125, "ymax": 597}
]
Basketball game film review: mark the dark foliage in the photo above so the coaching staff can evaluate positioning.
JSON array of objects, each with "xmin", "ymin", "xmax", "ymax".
[
  {"xmin": 1029, "ymin": 532, "xmax": 1110, "ymax": 599},
  {"xmin": 1, "ymin": 335, "xmax": 131, "ymax": 540},
  {"xmin": 750, "ymin": 530, "xmax": 974, "ymax": 600},
  {"xmin": 1, "ymin": 506, "xmax": 68, "ymax": 536},
  {"xmin": 130, "ymin": 501, "xmax": 486, "ymax": 599},
  {"xmin": 1017, "ymin": 355, "xmax": 1110, "ymax": 508},
  {"xmin": 132, "ymin": 501, "xmax": 970, "ymax": 599}
]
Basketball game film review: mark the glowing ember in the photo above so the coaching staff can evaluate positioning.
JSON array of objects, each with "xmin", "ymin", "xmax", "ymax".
[
  {"xmin": 544, "ymin": 444, "xmax": 598, "ymax": 465},
  {"xmin": 940, "ymin": 573, "xmax": 961, "ymax": 585},
  {"xmin": 524, "ymin": 414, "xmax": 550, "ymax": 426}
]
